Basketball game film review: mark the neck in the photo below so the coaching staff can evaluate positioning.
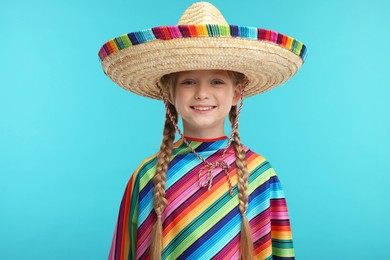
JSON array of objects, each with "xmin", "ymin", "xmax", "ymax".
[
  {"xmin": 184, "ymin": 136, "xmax": 227, "ymax": 142},
  {"xmin": 182, "ymin": 123, "xmax": 226, "ymax": 140}
]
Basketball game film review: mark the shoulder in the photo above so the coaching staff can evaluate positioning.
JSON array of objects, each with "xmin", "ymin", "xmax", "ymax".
[
  {"xmin": 134, "ymin": 152, "xmax": 159, "ymax": 174},
  {"xmin": 242, "ymin": 144, "xmax": 278, "ymax": 179},
  {"xmin": 242, "ymin": 144, "xmax": 268, "ymax": 166},
  {"xmin": 127, "ymin": 152, "xmax": 159, "ymax": 188}
]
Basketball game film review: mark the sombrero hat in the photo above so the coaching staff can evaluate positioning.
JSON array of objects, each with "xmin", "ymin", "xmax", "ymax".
[{"xmin": 98, "ymin": 2, "xmax": 307, "ymax": 99}]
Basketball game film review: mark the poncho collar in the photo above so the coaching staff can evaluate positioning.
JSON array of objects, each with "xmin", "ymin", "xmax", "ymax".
[{"xmin": 172, "ymin": 136, "xmax": 229, "ymax": 155}]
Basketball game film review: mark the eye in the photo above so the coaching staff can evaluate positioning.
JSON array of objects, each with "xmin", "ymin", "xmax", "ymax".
[
  {"xmin": 179, "ymin": 79, "xmax": 196, "ymax": 85},
  {"xmin": 211, "ymin": 79, "xmax": 225, "ymax": 85}
]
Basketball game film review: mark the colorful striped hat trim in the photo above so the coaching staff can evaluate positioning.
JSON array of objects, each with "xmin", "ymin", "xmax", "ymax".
[
  {"xmin": 99, "ymin": 25, "xmax": 307, "ymax": 64},
  {"xmin": 99, "ymin": 2, "xmax": 307, "ymax": 99}
]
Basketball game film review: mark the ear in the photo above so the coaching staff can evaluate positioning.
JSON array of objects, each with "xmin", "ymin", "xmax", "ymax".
[{"xmin": 232, "ymin": 84, "xmax": 242, "ymax": 106}]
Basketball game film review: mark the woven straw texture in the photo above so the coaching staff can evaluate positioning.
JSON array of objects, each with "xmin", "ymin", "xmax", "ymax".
[
  {"xmin": 99, "ymin": 2, "xmax": 307, "ymax": 99},
  {"xmin": 177, "ymin": 2, "xmax": 228, "ymax": 25}
]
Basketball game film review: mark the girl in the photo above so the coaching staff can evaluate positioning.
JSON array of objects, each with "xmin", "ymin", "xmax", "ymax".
[{"xmin": 98, "ymin": 2, "xmax": 306, "ymax": 260}]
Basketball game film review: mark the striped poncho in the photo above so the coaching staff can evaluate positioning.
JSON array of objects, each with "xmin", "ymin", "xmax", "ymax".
[{"xmin": 109, "ymin": 136, "xmax": 294, "ymax": 259}]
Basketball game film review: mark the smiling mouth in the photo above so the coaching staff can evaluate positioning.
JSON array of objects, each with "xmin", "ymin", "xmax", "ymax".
[{"xmin": 191, "ymin": 106, "xmax": 216, "ymax": 111}]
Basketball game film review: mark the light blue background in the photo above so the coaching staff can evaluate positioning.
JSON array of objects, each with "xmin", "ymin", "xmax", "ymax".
[{"xmin": 1, "ymin": 0, "xmax": 389, "ymax": 259}]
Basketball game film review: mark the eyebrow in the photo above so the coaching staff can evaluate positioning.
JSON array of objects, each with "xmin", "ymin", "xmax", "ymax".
[{"xmin": 178, "ymin": 72, "xmax": 229, "ymax": 78}]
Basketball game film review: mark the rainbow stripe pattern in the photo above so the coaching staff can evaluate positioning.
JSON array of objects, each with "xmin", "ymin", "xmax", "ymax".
[
  {"xmin": 109, "ymin": 137, "xmax": 294, "ymax": 259},
  {"xmin": 99, "ymin": 24, "xmax": 307, "ymax": 63}
]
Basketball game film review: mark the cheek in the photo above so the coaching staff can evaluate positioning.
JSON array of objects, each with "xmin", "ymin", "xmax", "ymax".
[
  {"xmin": 219, "ymin": 90, "xmax": 235, "ymax": 104},
  {"xmin": 173, "ymin": 89, "xmax": 190, "ymax": 109}
]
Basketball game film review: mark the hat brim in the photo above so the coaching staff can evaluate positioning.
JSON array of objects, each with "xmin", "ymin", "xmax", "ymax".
[{"xmin": 99, "ymin": 25, "xmax": 307, "ymax": 99}]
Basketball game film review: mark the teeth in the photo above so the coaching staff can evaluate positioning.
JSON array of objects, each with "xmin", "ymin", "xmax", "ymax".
[{"xmin": 193, "ymin": 106, "xmax": 213, "ymax": 111}]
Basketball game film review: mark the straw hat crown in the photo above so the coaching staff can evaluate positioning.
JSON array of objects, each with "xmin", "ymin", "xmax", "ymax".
[{"xmin": 177, "ymin": 2, "xmax": 228, "ymax": 25}]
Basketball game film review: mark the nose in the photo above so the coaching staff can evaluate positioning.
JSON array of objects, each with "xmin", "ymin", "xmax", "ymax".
[{"xmin": 194, "ymin": 82, "xmax": 209, "ymax": 100}]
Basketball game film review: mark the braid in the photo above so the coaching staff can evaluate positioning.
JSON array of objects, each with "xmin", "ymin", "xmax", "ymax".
[
  {"xmin": 229, "ymin": 106, "xmax": 254, "ymax": 260},
  {"xmin": 150, "ymin": 102, "xmax": 178, "ymax": 260}
]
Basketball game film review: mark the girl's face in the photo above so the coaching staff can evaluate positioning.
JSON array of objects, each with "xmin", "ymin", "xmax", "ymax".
[{"xmin": 172, "ymin": 70, "xmax": 241, "ymax": 139}]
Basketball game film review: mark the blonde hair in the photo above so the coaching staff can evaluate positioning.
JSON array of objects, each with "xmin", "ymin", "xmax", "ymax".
[
  {"xmin": 150, "ymin": 71, "xmax": 253, "ymax": 260},
  {"xmin": 229, "ymin": 105, "xmax": 254, "ymax": 260}
]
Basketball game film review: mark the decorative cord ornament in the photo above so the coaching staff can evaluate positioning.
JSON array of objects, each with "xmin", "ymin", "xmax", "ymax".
[
  {"xmin": 157, "ymin": 82, "xmax": 245, "ymax": 196},
  {"xmin": 198, "ymin": 160, "xmax": 232, "ymax": 194}
]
